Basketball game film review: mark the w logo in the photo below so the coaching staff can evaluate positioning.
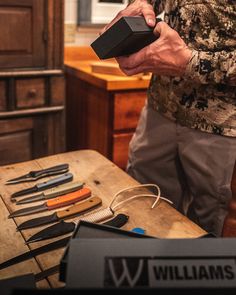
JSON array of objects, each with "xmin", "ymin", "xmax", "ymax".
[{"xmin": 104, "ymin": 257, "xmax": 148, "ymax": 287}]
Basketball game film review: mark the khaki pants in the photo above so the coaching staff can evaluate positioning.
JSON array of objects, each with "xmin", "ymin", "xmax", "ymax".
[{"xmin": 127, "ymin": 103, "xmax": 236, "ymax": 236}]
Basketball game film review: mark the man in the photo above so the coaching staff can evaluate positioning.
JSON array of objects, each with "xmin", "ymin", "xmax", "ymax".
[{"xmin": 101, "ymin": 0, "xmax": 236, "ymax": 236}]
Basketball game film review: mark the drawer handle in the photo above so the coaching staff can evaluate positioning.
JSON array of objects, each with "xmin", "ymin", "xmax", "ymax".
[{"xmin": 28, "ymin": 89, "xmax": 37, "ymax": 98}]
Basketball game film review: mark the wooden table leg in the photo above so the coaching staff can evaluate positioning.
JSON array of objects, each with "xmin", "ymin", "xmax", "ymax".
[{"xmin": 222, "ymin": 161, "xmax": 236, "ymax": 237}]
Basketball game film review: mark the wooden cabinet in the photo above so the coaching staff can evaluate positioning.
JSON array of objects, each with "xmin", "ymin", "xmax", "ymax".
[
  {"xmin": 0, "ymin": 0, "xmax": 45, "ymax": 69},
  {"xmin": 65, "ymin": 58, "xmax": 150, "ymax": 169},
  {"xmin": 0, "ymin": 0, "xmax": 65, "ymax": 166}
]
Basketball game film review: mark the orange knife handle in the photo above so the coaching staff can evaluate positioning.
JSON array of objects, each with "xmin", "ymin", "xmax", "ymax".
[{"xmin": 46, "ymin": 188, "xmax": 91, "ymax": 210}]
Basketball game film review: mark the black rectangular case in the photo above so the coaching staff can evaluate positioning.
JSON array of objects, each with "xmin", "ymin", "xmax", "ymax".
[
  {"xmin": 90, "ymin": 16, "xmax": 158, "ymax": 59},
  {"xmin": 65, "ymin": 237, "xmax": 236, "ymax": 290},
  {"xmin": 59, "ymin": 220, "xmax": 153, "ymax": 282}
]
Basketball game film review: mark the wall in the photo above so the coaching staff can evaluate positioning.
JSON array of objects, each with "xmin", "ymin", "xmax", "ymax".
[{"xmin": 65, "ymin": 0, "xmax": 107, "ymax": 46}]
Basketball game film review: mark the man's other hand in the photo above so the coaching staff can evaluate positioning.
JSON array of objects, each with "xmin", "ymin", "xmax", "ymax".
[
  {"xmin": 116, "ymin": 21, "xmax": 192, "ymax": 77},
  {"xmin": 99, "ymin": 0, "xmax": 156, "ymax": 35}
]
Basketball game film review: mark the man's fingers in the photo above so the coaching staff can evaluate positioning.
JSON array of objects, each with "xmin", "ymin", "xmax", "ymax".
[
  {"xmin": 116, "ymin": 47, "xmax": 149, "ymax": 70},
  {"xmin": 141, "ymin": 6, "xmax": 156, "ymax": 27},
  {"xmin": 153, "ymin": 20, "xmax": 167, "ymax": 37}
]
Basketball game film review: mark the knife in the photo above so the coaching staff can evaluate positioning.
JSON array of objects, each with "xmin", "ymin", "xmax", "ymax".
[
  {"xmin": 6, "ymin": 163, "xmax": 69, "ymax": 185},
  {"xmin": 9, "ymin": 187, "xmax": 92, "ymax": 218},
  {"xmin": 25, "ymin": 211, "xmax": 129, "ymax": 244},
  {"xmin": 15, "ymin": 181, "xmax": 84, "ymax": 205},
  {"xmin": 11, "ymin": 173, "xmax": 73, "ymax": 199},
  {"xmin": 17, "ymin": 196, "xmax": 102, "ymax": 230},
  {"xmin": 0, "ymin": 214, "xmax": 129, "ymax": 271}
]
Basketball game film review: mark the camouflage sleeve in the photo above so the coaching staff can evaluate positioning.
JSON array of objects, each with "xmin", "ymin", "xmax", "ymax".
[{"xmin": 185, "ymin": 49, "xmax": 236, "ymax": 85}]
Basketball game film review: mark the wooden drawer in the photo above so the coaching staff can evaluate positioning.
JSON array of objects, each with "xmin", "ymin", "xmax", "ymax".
[
  {"xmin": 114, "ymin": 91, "xmax": 146, "ymax": 131},
  {"xmin": 112, "ymin": 132, "xmax": 133, "ymax": 169},
  {"xmin": 16, "ymin": 78, "xmax": 46, "ymax": 108},
  {"xmin": 0, "ymin": 80, "xmax": 6, "ymax": 111}
]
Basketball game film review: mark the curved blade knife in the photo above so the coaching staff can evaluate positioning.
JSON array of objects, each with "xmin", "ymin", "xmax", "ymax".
[
  {"xmin": 25, "ymin": 213, "xmax": 129, "ymax": 244},
  {"xmin": 17, "ymin": 196, "xmax": 102, "ymax": 230},
  {"xmin": 9, "ymin": 187, "xmax": 92, "ymax": 218}
]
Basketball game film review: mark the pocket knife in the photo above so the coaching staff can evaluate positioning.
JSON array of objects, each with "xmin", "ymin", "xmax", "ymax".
[
  {"xmin": 6, "ymin": 163, "xmax": 69, "ymax": 185},
  {"xmin": 15, "ymin": 181, "xmax": 84, "ymax": 205},
  {"xmin": 11, "ymin": 173, "xmax": 73, "ymax": 199},
  {"xmin": 17, "ymin": 196, "xmax": 102, "ymax": 230},
  {"xmin": 9, "ymin": 187, "xmax": 91, "ymax": 218}
]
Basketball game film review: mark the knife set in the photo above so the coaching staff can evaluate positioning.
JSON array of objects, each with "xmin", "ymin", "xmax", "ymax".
[{"xmin": 6, "ymin": 163, "xmax": 104, "ymax": 244}]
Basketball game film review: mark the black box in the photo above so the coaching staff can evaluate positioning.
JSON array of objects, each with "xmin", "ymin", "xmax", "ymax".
[
  {"xmin": 90, "ymin": 16, "xmax": 158, "ymax": 59},
  {"xmin": 65, "ymin": 238, "xmax": 236, "ymax": 289},
  {"xmin": 59, "ymin": 220, "xmax": 154, "ymax": 282}
]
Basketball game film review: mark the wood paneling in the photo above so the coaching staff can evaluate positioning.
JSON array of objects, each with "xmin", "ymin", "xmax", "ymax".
[
  {"xmin": 114, "ymin": 91, "xmax": 146, "ymax": 130},
  {"xmin": 0, "ymin": 80, "xmax": 6, "ymax": 111},
  {"xmin": 0, "ymin": 131, "xmax": 32, "ymax": 165},
  {"xmin": 0, "ymin": 118, "xmax": 33, "ymax": 134},
  {"xmin": 0, "ymin": 0, "xmax": 45, "ymax": 69},
  {"xmin": 0, "ymin": 112, "xmax": 65, "ymax": 165},
  {"xmin": 66, "ymin": 66, "xmax": 147, "ymax": 169},
  {"xmin": 112, "ymin": 132, "xmax": 133, "ymax": 169},
  {"xmin": 50, "ymin": 76, "xmax": 65, "ymax": 106},
  {"xmin": 0, "ymin": 0, "xmax": 65, "ymax": 166}
]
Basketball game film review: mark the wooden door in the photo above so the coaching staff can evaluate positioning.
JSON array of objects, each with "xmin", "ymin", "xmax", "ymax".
[{"xmin": 0, "ymin": 0, "xmax": 46, "ymax": 69}]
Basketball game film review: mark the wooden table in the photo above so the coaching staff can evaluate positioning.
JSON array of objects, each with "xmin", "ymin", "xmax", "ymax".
[{"xmin": 0, "ymin": 150, "xmax": 206, "ymax": 289}]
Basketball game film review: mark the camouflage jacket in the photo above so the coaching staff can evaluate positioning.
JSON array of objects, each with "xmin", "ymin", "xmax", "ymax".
[{"xmin": 147, "ymin": 0, "xmax": 236, "ymax": 137}]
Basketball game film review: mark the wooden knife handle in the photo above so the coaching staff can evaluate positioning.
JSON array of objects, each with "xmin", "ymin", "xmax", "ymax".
[
  {"xmin": 46, "ymin": 188, "xmax": 91, "ymax": 210},
  {"xmin": 56, "ymin": 196, "xmax": 102, "ymax": 219}
]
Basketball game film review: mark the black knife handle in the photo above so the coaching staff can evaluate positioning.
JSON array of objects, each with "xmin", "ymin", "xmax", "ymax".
[
  {"xmin": 31, "ymin": 164, "xmax": 69, "ymax": 178},
  {"xmin": 36, "ymin": 173, "xmax": 73, "ymax": 191},
  {"xmin": 103, "ymin": 213, "xmax": 129, "ymax": 228}
]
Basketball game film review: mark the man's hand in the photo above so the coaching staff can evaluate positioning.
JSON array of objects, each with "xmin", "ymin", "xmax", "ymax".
[
  {"xmin": 99, "ymin": 0, "xmax": 156, "ymax": 35},
  {"xmin": 116, "ymin": 21, "xmax": 192, "ymax": 77}
]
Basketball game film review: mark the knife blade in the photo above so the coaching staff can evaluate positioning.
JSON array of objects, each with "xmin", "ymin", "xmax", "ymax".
[
  {"xmin": 9, "ymin": 187, "xmax": 92, "ymax": 218},
  {"xmin": 6, "ymin": 163, "xmax": 69, "ymax": 185},
  {"xmin": 15, "ymin": 181, "xmax": 84, "ymax": 205},
  {"xmin": 25, "ymin": 212, "xmax": 129, "ymax": 244},
  {"xmin": 11, "ymin": 173, "xmax": 73, "ymax": 199},
  {"xmin": 0, "ymin": 214, "xmax": 129, "ymax": 270},
  {"xmin": 17, "ymin": 196, "xmax": 102, "ymax": 230}
]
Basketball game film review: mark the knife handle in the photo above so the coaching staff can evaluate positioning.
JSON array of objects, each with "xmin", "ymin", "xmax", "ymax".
[
  {"xmin": 46, "ymin": 187, "xmax": 91, "ymax": 210},
  {"xmin": 44, "ymin": 181, "xmax": 84, "ymax": 199},
  {"xmin": 56, "ymin": 196, "xmax": 102, "ymax": 219},
  {"xmin": 37, "ymin": 173, "xmax": 73, "ymax": 191}
]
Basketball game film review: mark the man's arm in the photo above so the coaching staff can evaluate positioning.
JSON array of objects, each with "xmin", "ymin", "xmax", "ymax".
[
  {"xmin": 116, "ymin": 21, "xmax": 236, "ymax": 86},
  {"xmin": 185, "ymin": 49, "xmax": 236, "ymax": 86}
]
